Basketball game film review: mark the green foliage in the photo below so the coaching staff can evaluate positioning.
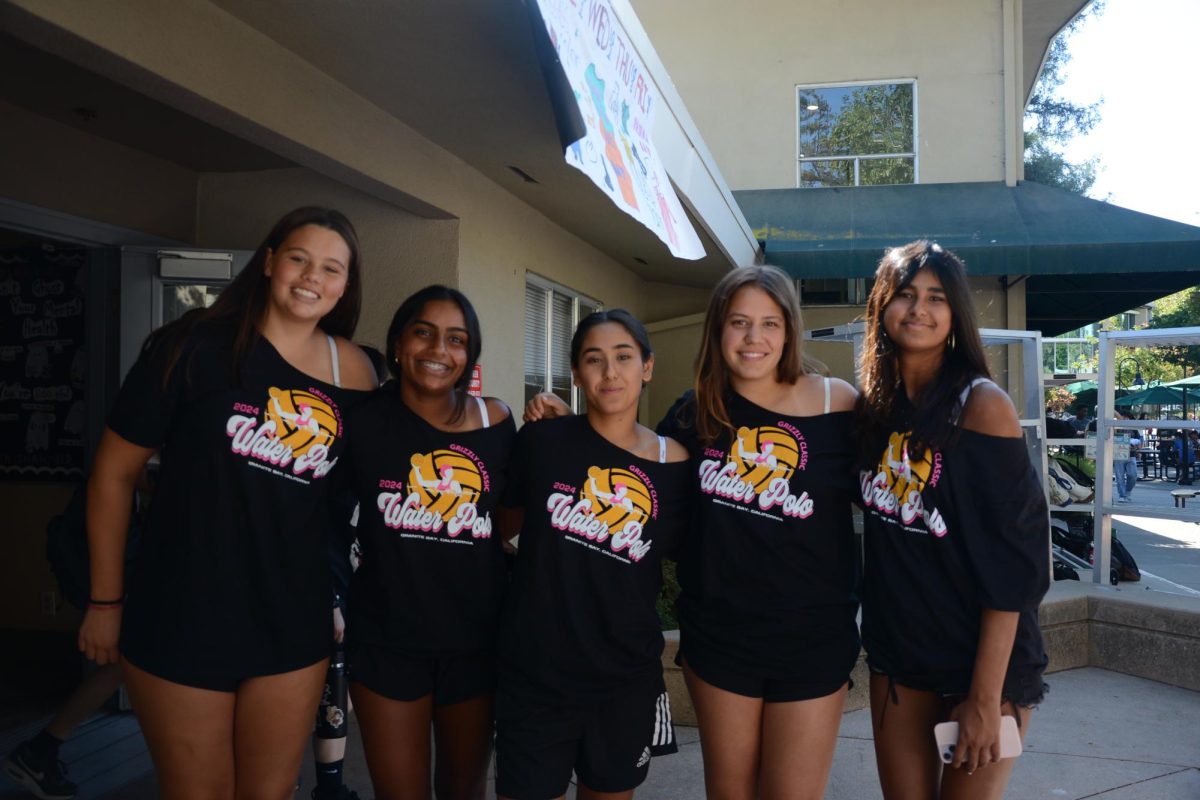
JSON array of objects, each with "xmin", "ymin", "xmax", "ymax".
[
  {"xmin": 1045, "ymin": 386, "xmax": 1077, "ymax": 414},
  {"xmin": 657, "ymin": 558, "xmax": 679, "ymax": 630},
  {"xmin": 1024, "ymin": 131, "xmax": 1098, "ymax": 195},
  {"xmin": 799, "ymin": 84, "xmax": 914, "ymax": 187},
  {"xmin": 1144, "ymin": 287, "xmax": 1200, "ymax": 372},
  {"xmin": 1023, "ymin": 1, "xmax": 1106, "ymax": 194}
]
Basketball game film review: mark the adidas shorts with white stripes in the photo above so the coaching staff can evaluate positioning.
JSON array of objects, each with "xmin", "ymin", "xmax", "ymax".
[{"xmin": 495, "ymin": 678, "xmax": 676, "ymax": 799}]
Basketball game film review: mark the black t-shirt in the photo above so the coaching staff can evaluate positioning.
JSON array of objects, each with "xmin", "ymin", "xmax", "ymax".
[
  {"xmin": 345, "ymin": 387, "xmax": 516, "ymax": 655},
  {"xmin": 110, "ymin": 324, "xmax": 369, "ymax": 679},
  {"xmin": 657, "ymin": 391, "xmax": 860, "ymax": 678},
  {"xmin": 498, "ymin": 415, "xmax": 690, "ymax": 703},
  {"xmin": 859, "ymin": 395, "xmax": 1050, "ymax": 691}
]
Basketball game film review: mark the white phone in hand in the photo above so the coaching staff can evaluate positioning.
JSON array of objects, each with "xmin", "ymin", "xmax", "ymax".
[{"xmin": 934, "ymin": 715, "xmax": 1022, "ymax": 764}]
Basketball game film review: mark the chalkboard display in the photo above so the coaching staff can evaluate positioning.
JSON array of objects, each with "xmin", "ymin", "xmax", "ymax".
[{"xmin": 0, "ymin": 246, "xmax": 86, "ymax": 479}]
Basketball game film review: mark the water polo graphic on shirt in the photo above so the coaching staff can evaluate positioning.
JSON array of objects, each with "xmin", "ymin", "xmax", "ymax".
[
  {"xmin": 225, "ymin": 386, "xmax": 341, "ymax": 481},
  {"xmin": 860, "ymin": 431, "xmax": 948, "ymax": 537},
  {"xmin": 697, "ymin": 424, "xmax": 814, "ymax": 520},
  {"xmin": 546, "ymin": 465, "xmax": 658, "ymax": 563},
  {"xmin": 375, "ymin": 447, "xmax": 493, "ymax": 541}
]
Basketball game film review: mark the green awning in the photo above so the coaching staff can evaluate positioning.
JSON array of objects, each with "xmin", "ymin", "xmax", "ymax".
[{"xmin": 736, "ymin": 181, "xmax": 1200, "ymax": 335}]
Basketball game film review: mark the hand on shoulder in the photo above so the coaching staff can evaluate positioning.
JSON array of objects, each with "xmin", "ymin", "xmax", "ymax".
[
  {"xmin": 959, "ymin": 381, "xmax": 1021, "ymax": 438},
  {"xmin": 523, "ymin": 391, "xmax": 571, "ymax": 422}
]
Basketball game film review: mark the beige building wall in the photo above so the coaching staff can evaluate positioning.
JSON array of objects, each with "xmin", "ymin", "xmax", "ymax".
[
  {"xmin": 633, "ymin": 0, "xmax": 1008, "ymax": 188},
  {"xmin": 0, "ymin": 1, "xmax": 696, "ymax": 632},
  {"xmin": 197, "ymin": 167, "xmax": 460, "ymax": 353},
  {"xmin": 0, "ymin": 100, "xmax": 197, "ymax": 243},
  {"xmin": 3, "ymin": 0, "xmax": 671, "ymax": 412}
]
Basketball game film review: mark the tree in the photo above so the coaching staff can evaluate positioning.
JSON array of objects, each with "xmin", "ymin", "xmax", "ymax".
[
  {"xmin": 1024, "ymin": 1, "xmax": 1106, "ymax": 194},
  {"xmin": 1144, "ymin": 287, "xmax": 1200, "ymax": 374},
  {"xmin": 799, "ymin": 84, "xmax": 914, "ymax": 187}
]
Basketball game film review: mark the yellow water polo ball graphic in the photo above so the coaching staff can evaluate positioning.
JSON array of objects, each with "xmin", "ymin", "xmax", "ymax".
[
  {"xmin": 579, "ymin": 466, "xmax": 652, "ymax": 533},
  {"xmin": 408, "ymin": 449, "xmax": 483, "ymax": 521},
  {"xmin": 728, "ymin": 426, "xmax": 801, "ymax": 492},
  {"xmin": 880, "ymin": 431, "xmax": 933, "ymax": 500},
  {"xmin": 264, "ymin": 387, "xmax": 338, "ymax": 457}
]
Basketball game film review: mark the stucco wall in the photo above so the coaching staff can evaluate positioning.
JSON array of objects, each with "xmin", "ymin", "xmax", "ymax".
[
  {"xmin": 0, "ymin": 99, "xmax": 197, "ymax": 243},
  {"xmin": 2, "ymin": 0, "xmax": 668, "ymax": 412},
  {"xmin": 632, "ymin": 0, "xmax": 1007, "ymax": 189},
  {"xmin": 197, "ymin": 167, "xmax": 459, "ymax": 354}
]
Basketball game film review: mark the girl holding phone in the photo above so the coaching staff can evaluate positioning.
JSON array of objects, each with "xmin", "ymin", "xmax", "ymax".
[{"xmin": 856, "ymin": 241, "xmax": 1049, "ymax": 799}]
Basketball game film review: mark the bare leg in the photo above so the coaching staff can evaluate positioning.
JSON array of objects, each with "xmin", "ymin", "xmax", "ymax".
[
  {"xmin": 577, "ymin": 782, "xmax": 634, "ymax": 800},
  {"xmin": 122, "ymin": 657, "xmax": 236, "ymax": 800},
  {"xmin": 939, "ymin": 702, "xmax": 1032, "ymax": 800},
  {"xmin": 869, "ymin": 674, "xmax": 946, "ymax": 800},
  {"xmin": 432, "ymin": 693, "xmax": 493, "ymax": 800},
  {"xmin": 350, "ymin": 682, "xmax": 433, "ymax": 800},
  {"xmin": 232, "ymin": 659, "xmax": 327, "ymax": 800},
  {"xmin": 45, "ymin": 662, "xmax": 125, "ymax": 740},
  {"xmin": 759, "ymin": 683, "xmax": 847, "ymax": 800},
  {"xmin": 683, "ymin": 659, "xmax": 763, "ymax": 800}
]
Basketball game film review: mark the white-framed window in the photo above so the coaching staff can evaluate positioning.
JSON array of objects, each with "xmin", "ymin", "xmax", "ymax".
[
  {"xmin": 524, "ymin": 274, "xmax": 600, "ymax": 411},
  {"xmin": 797, "ymin": 80, "xmax": 917, "ymax": 188}
]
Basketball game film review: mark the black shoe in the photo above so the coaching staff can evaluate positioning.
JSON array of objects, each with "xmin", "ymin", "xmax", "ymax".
[
  {"xmin": 311, "ymin": 785, "xmax": 362, "ymax": 800},
  {"xmin": 2, "ymin": 741, "xmax": 76, "ymax": 800}
]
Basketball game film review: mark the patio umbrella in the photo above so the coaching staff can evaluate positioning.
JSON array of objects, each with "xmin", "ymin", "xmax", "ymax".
[
  {"xmin": 1162, "ymin": 374, "xmax": 1200, "ymax": 387},
  {"xmin": 1113, "ymin": 385, "xmax": 1193, "ymax": 407}
]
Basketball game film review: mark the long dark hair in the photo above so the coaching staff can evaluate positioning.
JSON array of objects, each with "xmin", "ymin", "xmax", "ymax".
[
  {"xmin": 385, "ymin": 285, "xmax": 482, "ymax": 425},
  {"xmin": 693, "ymin": 265, "xmax": 820, "ymax": 444},
  {"xmin": 856, "ymin": 240, "xmax": 991, "ymax": 460},
  {"xmin": 150, "ymin": 207, "xmax": 362, "ymax": 384}
]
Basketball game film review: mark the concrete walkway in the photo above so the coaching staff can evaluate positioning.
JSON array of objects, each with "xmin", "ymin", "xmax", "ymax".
[
  {"xmin": 2, "ymin": 667, "xmax": 1197, "ymax": 799},
  {"xmin": 638, "ymin": 667, "xmax": 1200, "ymax": 800}
]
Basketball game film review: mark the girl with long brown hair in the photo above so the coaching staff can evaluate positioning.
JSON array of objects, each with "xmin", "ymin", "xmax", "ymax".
[
  {"xmin": 855, "ymin": 241, "xmax": 1049, "ymax": 800},
  {"xmin": 78, "ymin": 207, "xmax": 378, "ymax": 798},
  {"xmin": 528, "ymin": 265, "xmax": 861, "ymax": 798}
]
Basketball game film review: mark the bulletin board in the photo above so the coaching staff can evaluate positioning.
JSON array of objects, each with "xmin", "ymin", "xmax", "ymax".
[{"xmin": 0, "ymin": 246, "xmax": 87, "ymax": 479}]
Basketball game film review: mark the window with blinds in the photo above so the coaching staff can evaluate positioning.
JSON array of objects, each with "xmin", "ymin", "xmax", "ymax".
[{"xmin": 524, "ymin": 276, "xmax": 600, "ymax": 411}]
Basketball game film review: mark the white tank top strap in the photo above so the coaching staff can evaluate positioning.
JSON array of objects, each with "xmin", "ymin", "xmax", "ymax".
[
  {"xmin": 658, "ymin": 435, "xmax": 667, "ymax": 464},
  {"xmin": 326, "ymin": 334, "xmax": 341, "ymax": 388},
  {"xmin": 823, "ymin": 376, "xmax": 831, "ymax": 415},
  {"xmin": 474, "ymin": 395, "xmax": 490, "ymax": 427},
  {"xmin": 953, "ymin": 377, "xmax": 993, "ymax": 423}
]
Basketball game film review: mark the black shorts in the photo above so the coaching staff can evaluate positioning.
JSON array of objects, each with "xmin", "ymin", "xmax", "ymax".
[
  {"xmin": 494, "ymin": 682, "xmax": 675, "ymax": 799},
  {"xmin": 869, "ymin": 663, "xmax": 1048, "ymax": 711},
  {"xmin": 680, "ymin": 639, "xmax": 852, "ymax": 703},
  {"xmin": 347, "ymin": 641, "xmax": 494, "ymax": 706},
  {"xmin": 122, "ymin": 641, "xmax": 327, "ymax": 693}
]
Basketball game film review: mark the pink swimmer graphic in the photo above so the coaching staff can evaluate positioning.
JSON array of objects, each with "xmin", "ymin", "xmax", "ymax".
[
  {"xmin": 413, "ymin": 459, "xmax": 464, "ymax": 496},
  {"xmin": 588, "ymin": 475, "xmax": 636, "ymax": 513},
  {"xmin": 737, "ymin": 433, "xmax": 779, "ymax": 471},
  {"xmin": 272, "ymin": 396, "xmax": 321, "ymax": 437}
]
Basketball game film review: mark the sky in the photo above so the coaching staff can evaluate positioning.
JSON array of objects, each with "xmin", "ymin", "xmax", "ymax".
[{"xmin": 1051, "ymin": 0, "xmax": 1200, "ymax": 227}]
